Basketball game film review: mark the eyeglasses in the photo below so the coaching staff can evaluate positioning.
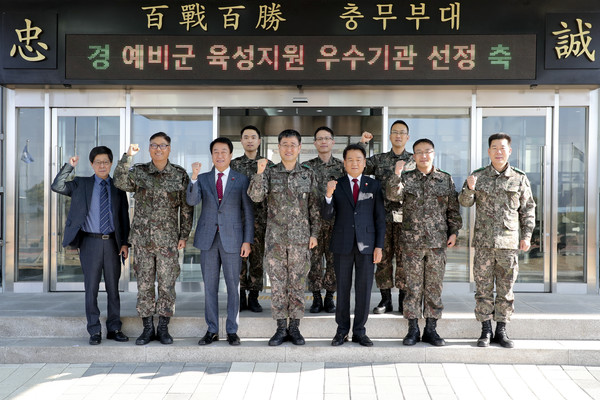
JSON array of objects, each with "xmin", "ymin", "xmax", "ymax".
[
  {"xmin": 150, "ymin": 143, "xmax": 170, "ymax": 150},
  {"xmin": 279, "ymin": 144, "xmax": 299, "ymax": 150},
  {"xmin": 93, "ymin": 161, "xmax": 111, "ymax": 166},
  {"xmin": 314, "ymin": 137, "xmax": 333, "ymax": 142},
  {"xmin": 414, "ymin": 150, "xmax": 435, "ymax": 156}
]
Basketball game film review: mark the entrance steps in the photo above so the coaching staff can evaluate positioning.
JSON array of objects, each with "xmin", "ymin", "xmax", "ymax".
[{"xmin": 0, "ymin": 291, "xmax": 599, "ymax": 365}]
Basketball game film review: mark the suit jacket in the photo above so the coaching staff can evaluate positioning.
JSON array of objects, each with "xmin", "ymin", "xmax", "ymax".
[
  {"xmin": 322, "ymin": 175, "xmax": 386, "ymax": 255},
  {"xmin": 51, "ymin": 163, "xmax": 130, "ymax": 249},
  {"xmin": 186, "ymin": 168, "xmax": 254, "ymax": 253}
]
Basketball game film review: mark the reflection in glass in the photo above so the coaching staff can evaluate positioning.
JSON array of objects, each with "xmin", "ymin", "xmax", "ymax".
[
  {"xmin": 557, "ymin": 108, "xmax": 586, "ymax": 282},
  {"xmin": 16, "ymin": 108, "xmax": 45, "ymax": 281},
  {"xmin": 130, "ymin": 109, "xmax": 213, "ymax": 283},
  {"xmin": 390, "ymin": 111, "xmax": 471, "ymax": 282},
  {"xmin": 56, "ymin": 116, "xmax": 120, "ymax": 282},
  {"xmin": 481, "ymin": 115, "xmax": 545, "ymax": 283}
]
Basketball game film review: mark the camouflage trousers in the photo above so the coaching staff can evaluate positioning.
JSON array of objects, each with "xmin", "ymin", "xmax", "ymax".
[
  {"xmin": 265, "ymin": 243, "xmax": 310, "ymax": 320},
  {"xmin": 308, "ymin": 219, "xmax": 336, "ymax": 293},
  {"xmin": 133, "ymin": 244, "xmax": 181, "ymax": 318},
  {"xmin": 240, "ymin": 220, "xmax": 266, "ymax": 292},
  {"xmin": 375, "ymin": 221, "xmax": 406, "ymax": 290},
  {"xmin": 474, "ymin": 248, "xmax": 519, "ymax": 323},
  {"xmin": 402, "ymin": 247, "xmax": 447, "ymax": 320}
]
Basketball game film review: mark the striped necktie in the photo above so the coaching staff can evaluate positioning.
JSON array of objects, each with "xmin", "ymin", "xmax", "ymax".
[{"xmin": 99, "ymin": 180, "xmax": 111, "ymax": 234}]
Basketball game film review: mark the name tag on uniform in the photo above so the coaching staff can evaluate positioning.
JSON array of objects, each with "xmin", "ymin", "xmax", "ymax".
[{"xmin": 392, "ymin": 210, "xmax": 403, "ymax": 223}]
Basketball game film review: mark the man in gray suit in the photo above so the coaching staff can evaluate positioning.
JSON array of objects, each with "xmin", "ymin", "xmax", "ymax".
[{"xmin": 187, "ymin": 137, "xmax": 254, "ymax": 346}]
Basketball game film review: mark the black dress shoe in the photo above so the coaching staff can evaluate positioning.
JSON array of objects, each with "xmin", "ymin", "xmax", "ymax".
[
  {"xmin": 331, "ymin": 333, "xmax": 348, "ymax": 346},
  {"xmin": 89, "ymin": 333, "xmax": 102, "ymax": 345},
  {"xmin": 227, "ymin": 333, "xmax": 241, "ymax": 346},
  {"xmin": 198, "ymin": 331, "xmax": 219, "ymax": 345},
  {"xmin": 352, "ymin": 334, "xmax": 373, "ymax": 347},
  {"xmin": 106, "ymin": 330, "xmax": 129, "ymax": 342}
]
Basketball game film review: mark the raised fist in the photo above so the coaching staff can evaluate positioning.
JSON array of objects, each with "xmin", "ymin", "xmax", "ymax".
[
  {"xmin": 467, "ymin": 175, "xmax": 477, "ymax": 190},
  {"xmin": 257, "ymin": 158, "xmax": 268, "ymax": 174},
  {"xmin": 361, "ymin": 131, "xmax": 374, "ymax": 144},
  {"xmin": 69, "ymin": 156, "xmax": 79, "ymax": 167},
  {"xmin": 127, "ymin": 144, "xmax": 140, "ymax": 157},
  {"xmin": 395, "ymin": 160, "xmax": 406, "ymax": 175},
  {"xmin": 191, "ymin": 162, "xmax": 202, "ymax": 180},
  {"xmin": 326, "ymin": 180, "xmax": 337, "ymax": 198}
]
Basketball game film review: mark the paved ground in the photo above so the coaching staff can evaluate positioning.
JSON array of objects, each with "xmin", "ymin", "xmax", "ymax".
[{"xmin": 2, "ymin": 362, "xmax": 600, "ymax": 400}]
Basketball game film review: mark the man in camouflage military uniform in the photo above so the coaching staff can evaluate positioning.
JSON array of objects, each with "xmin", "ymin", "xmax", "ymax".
[
  {"xmin": 114, "ymin": 132, "xmax": 193, "ymax": 346},
  {"xmin": 459, "ymin": 133, "xmax": 536, "ymax": 348},
  {"xmin": 360, "ymin": 120, "xmax": 415, "ymax": 314},
  {"xmin": 248, "ymin": 129, "xmax": 321, "ymax": 346},
  {"xmin": 305, "ymin": 126, "xmax": 345, "ymax": 314},
  {"xmin": 231, "ymin": 125, "xmax": 274, "ymax": 313},
  {"xmin": 387, "ymin": 138, "xmax": 462, "ymax": 347}
]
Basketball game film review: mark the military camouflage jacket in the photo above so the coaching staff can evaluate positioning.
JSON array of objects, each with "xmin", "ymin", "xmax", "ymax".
[
  {"xmin": 360, "ymin": 143, "xmax": 415, "ymax": 223},
  {"xmin": 231, "ymin": 154, "xmax": 274, "ymax": 223},
  {"xmin": 387, "ymin": 167, "xmax": 462, "ymax": 249},
  {"xmin": 114, "ymin": 154, "xmax": 193, "ymax": 248},
  {"xmin": 248, "ymin": 161, "xmax": 321, "ymax": 247},
  {"xmin": 305, "ymin": 155, "xmax": 345, "ymax": 198},
  {"xmin": 458, "ymin": 163, "xmax": 536, "ymax": 250}
]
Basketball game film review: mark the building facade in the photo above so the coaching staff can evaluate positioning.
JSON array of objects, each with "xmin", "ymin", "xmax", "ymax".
[{"xmin": 1, "ymin": 0, "xmax": 599, "ymax": 294}]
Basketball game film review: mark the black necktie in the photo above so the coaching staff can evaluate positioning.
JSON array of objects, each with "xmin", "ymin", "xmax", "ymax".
[{"xmin": 99, "ymin": 180, "xmax": 110, "ymax": 234}]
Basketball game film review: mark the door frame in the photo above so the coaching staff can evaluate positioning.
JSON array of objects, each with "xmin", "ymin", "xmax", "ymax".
[
  {"xmin": 475, "ymin": 107, "xmax": 552, "ymax": 292},
  {"xmin": 50, "ymin": 107, "xmax": 127, "ymax": 291}
]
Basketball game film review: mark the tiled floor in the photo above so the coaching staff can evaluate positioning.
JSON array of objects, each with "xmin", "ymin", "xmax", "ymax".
[{"xmin": 1, "ymin": 362, "xmax": 600, "ymax": 400}]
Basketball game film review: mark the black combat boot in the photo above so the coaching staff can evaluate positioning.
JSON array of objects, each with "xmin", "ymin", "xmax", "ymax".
[
  {"xmin": 373, "ymin": 289, "xmax": 393, "ymax": 314},
  {"xmin": 268, "ymin": 319, "xmax": 288, "ymax": 346},
  {"xmin": 403, "ymin": 318, "xmax": 420, "ymax": 346},
  {"xmin": 310, "ymin": 291, "xmax": 323, "ymax": 313},
  {"xmin": 324, "ymin": 291, "xmax": 336, "ymax": 313},
  {"xmin": 240, "ymin": 288, "xmax": 248, "ymax": 311},
  {"xmin": 493, "ymin": 322, "xmax": 514, "ymax": 348},
  {"xmin": 135, "ymin": 316, "xmax": 156, "ymax": 345},
  {"xmin": 398, "ymin": 289, "xmax": 406, "ymax": 314},
  {"xmin": 422, "ymin": 318, "xmax": 446, "ymax": 346},
  {"xmin": 157, "ymin": 316, "xmax": 173, "ymax": 345},
  {"xmin": 288, "ymin": 319, "xmax": 306, "ymax": 345},
  {"xmin": 477, "ymin": 320, "xmax": 493, "ymax": 347},
  {"xmin": 248, "ymin": 290, "xmax": 263, "ymax": 313}
]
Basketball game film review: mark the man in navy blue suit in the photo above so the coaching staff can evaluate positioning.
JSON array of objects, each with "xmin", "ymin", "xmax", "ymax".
[
  {"xmin": 187, "ymin": 137, "xmax": 254, "ymax": 346},
  {"xmin": 322, "ymin": 144, "xmax": 386, "ymax": 347},
  {"xmin": 51, "ymin": 146, "xmax": 130, "ymax": 345}
]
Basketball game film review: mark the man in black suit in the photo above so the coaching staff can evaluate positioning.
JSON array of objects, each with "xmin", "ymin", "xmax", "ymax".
[
  {"xmin": 322, "ymin": 144, "xmax": 386, "ymax": 347},
  {"xmin": 51, "ymin": 146, "xmax": 130, "ymax": 345}
]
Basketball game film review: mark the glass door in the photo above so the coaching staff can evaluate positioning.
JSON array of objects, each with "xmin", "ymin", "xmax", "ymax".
[
  {"xmin": 477, "ymin": 107, "xmax": 551, "ymax": 292},
  {"xmin": 50, "ymin": 108, "xmax": 125, "ymax": 291}
]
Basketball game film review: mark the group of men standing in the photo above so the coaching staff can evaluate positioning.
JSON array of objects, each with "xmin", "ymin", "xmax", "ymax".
[{"xmin": 52, "ymin": 120, "xmax": 535, "ymax": 350}]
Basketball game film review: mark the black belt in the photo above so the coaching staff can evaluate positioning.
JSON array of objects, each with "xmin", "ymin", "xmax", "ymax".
[{"xmin": 84, "ymin": 232, "xmax": 115, "ymax": 240}]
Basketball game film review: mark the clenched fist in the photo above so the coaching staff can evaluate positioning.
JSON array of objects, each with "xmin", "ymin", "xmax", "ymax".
[
  {"xmin": 361, "ymin": 131, "xmax": 373, "ymax": 144},
  {"xmin": 127, "ymin": 144, "xmax": 140, "ymax": 157},
  {"xmin": 394, "ymin": 160, "xmax": 405, "ymax": 175},
  {"xmin": 467, "ymin": 175, "xmax": 477, "ymax": 190},
  {"xmin": 191, "ymin": 162, "xmax": 202, "ymax": 180},
  {"xmin": 69, "ymin": 156, "xmax": 79, "ymax": 167},
  {"xmin": 257, "ymin": 158, "xmax": 268, "ymax": 174},
  {"xmin": 326, "ymin": 180, "xmax": 338, "ymax": 198}
]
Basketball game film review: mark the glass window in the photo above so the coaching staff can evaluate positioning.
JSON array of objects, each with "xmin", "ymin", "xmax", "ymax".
[
  {"xmin": 1, "ymin": 128, "xmax": 3, "ymax": 289},
  {"xmin": 481, "ymin": 114, "xmax": 546, "ymax": 284},
  {"xmin": 557, "ymin": 107, "xmax": 586, "ymax": 282},
  {"xmin": 389, "ymin": 109, "xmax": 471, "ymax": 282},
  {"xmin": 131, "ymin": 108, "xmax": 213, "ymax": 283},
  {"xmin": 55, "ymin": 115, "xmax": 121, "ymax": 283},
  {"xmin": 16, "ymin": 108, "xmax": 45, "ymax": 282}
]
